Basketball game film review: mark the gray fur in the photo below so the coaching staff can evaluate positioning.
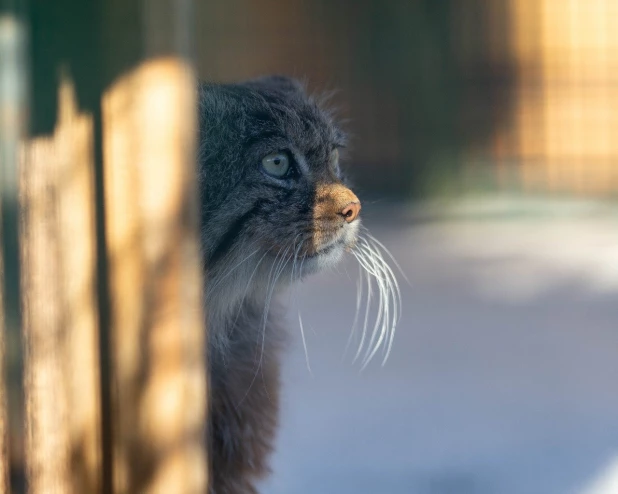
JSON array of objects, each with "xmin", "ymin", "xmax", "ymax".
[{"xmin": 198, "ymin": 76, "xmax": 356, "ymax": 493}]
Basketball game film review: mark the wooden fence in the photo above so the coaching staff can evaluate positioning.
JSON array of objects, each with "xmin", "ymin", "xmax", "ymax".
[{"xmin": 0, "ymin": 2, "xmax": 208, "ymax": 493}]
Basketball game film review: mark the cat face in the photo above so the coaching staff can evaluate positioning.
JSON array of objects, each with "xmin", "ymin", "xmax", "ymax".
[
  {"xmin": 198, "ymin": 76, "xmax": 360, "ymax": 284},
  {"xmin": 199, "ymin": 76, "xmax": 401, "ymax": 367}
]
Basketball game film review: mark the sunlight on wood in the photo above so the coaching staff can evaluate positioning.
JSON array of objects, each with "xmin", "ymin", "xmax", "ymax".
[
  {"xmin": 20, "ymin": 78, "xmax": 101, "ymax": 494},
  {"xmin": 103, "ymin": 57, "xmax": 207, "ymax": 494}
]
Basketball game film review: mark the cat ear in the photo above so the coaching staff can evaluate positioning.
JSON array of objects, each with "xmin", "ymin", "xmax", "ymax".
[{"xmin": 244, "ymin": 75, "xmax": 306, "ymax": 96}]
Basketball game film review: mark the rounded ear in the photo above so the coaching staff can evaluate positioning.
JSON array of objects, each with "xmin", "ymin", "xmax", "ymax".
[{"xmin": 243, "ymin": 75, "xmax": 306, "ymax": 95}]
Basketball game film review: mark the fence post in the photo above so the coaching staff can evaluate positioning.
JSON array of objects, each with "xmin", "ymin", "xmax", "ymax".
[
  {"xmin": 97, "ymin": 1, "xmax": 207, "ymax": 492},
  {"xmin": 11, "ymin": 1, "xmax": 207, "ymax": 492}
]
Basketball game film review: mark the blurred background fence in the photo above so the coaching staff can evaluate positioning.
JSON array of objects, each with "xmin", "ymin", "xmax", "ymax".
[
  {"xmin": 0, "ymin": 0, "xmax": 617, "ymax": 493},
  {"xmin": 198, "ymin": 0, "xmax": 618, "ymax": 198}
]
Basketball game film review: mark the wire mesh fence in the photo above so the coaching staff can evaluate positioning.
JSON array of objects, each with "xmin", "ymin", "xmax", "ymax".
[{"xmin": 198, "ymin": 0, "xmax": 618, "ymax": 198}]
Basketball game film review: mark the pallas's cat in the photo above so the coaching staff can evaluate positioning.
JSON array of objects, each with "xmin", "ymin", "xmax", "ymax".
[{"xmin": 198, "ymin": 76, "xmax": 400, "ymax": 493}]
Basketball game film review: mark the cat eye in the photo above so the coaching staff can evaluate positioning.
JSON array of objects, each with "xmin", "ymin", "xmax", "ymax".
[{"xmin": 261, "ymin": 152, "xmax": 290, "ymax": 178}]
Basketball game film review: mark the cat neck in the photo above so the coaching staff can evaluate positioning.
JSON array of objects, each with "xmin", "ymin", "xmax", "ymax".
[{"xmin": 206, "ymin": 270, "xmax": 288, "ymax": 357}]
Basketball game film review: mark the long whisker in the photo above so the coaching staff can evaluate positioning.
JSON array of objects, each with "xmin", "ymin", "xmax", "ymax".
[
  {"xmin": 366, "ymin": 237, "xmax": 402, "ymax": 364},
  {"xmin": 290, "ymin": 232, "xmax": 305, "ymax": 283},
  {"xmin": 343, "ymin": 262, "xmax": 364, "ymax": 361},
  {"xmin": 346, "ymin": 230, "xmax": 404, "ymax": 369},
  {"xmin": 354, "ymin": 243, "xmax": 388, "ymax": 367},
  {"xmin": 363, "ymin": 235, "xmax": 403, "ymax": 363},
  {"xmin": 260, "ymin": 245, "xmax": 291, "ymax": 349},
  {"xmin": 230, "ymin": 245, "xmax": 273, "ymax": 329},
  {"xmin": 358, "ymin": 240, "xmax": 395, "ymax": 367},
  {"xmin": 298, "ymin": 312, "xmax": 312, "ymax": 374},
  {"xmin": 352, "ymin": 255, "xmax": 373, "ymax": 364},
  {"xmin": 236, "ymin": 244, "xmax": 291, "ymax": 409},
  {"xmin": 258, "ymin": 245, "xmax": 292, "ymax": 366},
  {"xmin": 360, "ymin": 226, "xmax": 410, "ymax": 285},
  {"xmin": 207, "ymin": 247, "xmax": 260, "ymax": 295},
  {"xmin": 367, "ymin": 237, "xmax": 401, "ymax": 366}
]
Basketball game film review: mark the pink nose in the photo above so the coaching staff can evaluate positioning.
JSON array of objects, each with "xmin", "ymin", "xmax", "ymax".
[{"xmin": 340, "ymin": 201, "xmax": 361, "ymax": 223}]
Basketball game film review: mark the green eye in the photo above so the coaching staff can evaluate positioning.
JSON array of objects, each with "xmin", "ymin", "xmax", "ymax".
[{"xmin": 261, "ymin": 152, "xmax": 290, "ymax": 177}]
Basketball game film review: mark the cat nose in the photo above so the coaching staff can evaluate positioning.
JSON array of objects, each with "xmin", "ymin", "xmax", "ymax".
[
  {"xmin": 314, "ymin": 182, "xmax": 361, "ymax": 224},
  {"xmin": 340, "ymin": 200, "xmax": 361, "ymax": 223}
]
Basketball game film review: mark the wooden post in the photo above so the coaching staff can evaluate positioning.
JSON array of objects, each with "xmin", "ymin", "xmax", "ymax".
[
  {"xmin": 12, "ymin": 1, "xmax": 207, "ymax": 492},
  {"xmin": 103, "ymin": 56, "xmax": 206, "ymax": 494},
  {"xmin": 100, "ymin": 1, "xmax": 207, "ymax": 492},
  {"xmin": 20, "ymin": 79, "xmax": 101, "ymax": 494}
]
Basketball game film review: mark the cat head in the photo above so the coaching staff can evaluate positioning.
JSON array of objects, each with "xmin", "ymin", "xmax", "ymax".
[
  {"xmin": 198, "ymin": 76, "xmax": 401, "ymax": 366},
  {"xmin": 198, "ymin": 75, "xmax": 360, "ymax": 277}
]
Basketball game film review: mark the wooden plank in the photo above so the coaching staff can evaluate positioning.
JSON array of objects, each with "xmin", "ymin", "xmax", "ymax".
[
  {"xmin": 10, "ymin": 2, "xmax": 207, "ymax": 492},
  {"xmin": 103, "ymin": 57, "xmax": 207, "ymax": 494},
  {"xmin": 20, "ymin": 78, "xmax": 101, "ymax": 494},
  {"xmin": 99, "ymin": 1, "xmax": 207, "ymax": 491}
]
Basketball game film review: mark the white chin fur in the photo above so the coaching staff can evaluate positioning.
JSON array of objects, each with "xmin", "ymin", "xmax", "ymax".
[
  {"xmin": 301, "ymin": 220, "xmax": 359, "ymax": 274},
  {"xmin": 315, "ymin": 243, "xmax": 345, "ymax": 270}
]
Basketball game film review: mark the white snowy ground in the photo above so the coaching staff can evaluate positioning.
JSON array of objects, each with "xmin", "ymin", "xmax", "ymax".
[{"xmin": 262, "ymin": 196, "xmax": 618, "ymax": 494}]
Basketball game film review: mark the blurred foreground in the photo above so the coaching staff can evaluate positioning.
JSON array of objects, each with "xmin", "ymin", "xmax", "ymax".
[{"xmin": 264, "ymin": 195, "xmax": 618, "ymax": 494}]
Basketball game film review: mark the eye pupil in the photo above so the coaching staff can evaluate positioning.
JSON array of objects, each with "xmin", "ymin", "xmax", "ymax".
[{"xmin": 274, "ymin": 159, "xmax": 281, "ymax": 165}]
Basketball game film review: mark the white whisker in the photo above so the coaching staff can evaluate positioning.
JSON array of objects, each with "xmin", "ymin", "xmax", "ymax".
[
  {"xmin": 298, "ymin": 312, "xmax": 312, "ymax": 374},
  {"xmin": 230, "ymin": 246, "xmax": 272, "ymax": 329},
  {"xmin": 207, "ymin": 247, "xmax": 260, "ymax": 295},
  {"xmin": 343, "ymin": 262, "xmax": 364, "ymax": 361},
  {"xmin": 346, "ymin": 230, "xmax": 404, "ymax": 369},
  {"xmin": 290, "ymin": 232, "xmax": 305, "ymax": 283},
  {"xmin": 352, "ymin": 253, "xmax": 373, "ymax": 364},
  {"xmin": 361, "ymin": 227, "xmax": 410, "ymax": 285},
  {"xmin": 357, "ymin": 242, "xmax": 389, "ymax": 367},
  {"xmin": 358, "ymin": 240, "xmax": 395, "ymax": 367},
  {"xmin": 236, "ymin": 244, "xmax": 291, "ymax": 409}
]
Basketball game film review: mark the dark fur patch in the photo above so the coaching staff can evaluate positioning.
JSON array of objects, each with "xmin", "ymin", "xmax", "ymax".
[
  {"xmin": 208, "ymin": 199, "xmax": 267, "ymax": 267},
  {"xmin": 198, "ymin": 75, "xmax": 348, "ymax": 493}
]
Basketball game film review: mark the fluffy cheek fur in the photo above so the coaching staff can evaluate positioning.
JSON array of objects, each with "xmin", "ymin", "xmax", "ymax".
[{"xmin": 204, "ymin": 189, "xmax": 359, "ymax": 357}]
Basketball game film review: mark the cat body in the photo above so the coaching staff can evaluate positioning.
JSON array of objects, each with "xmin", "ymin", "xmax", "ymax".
[{"xmin": 198, "ymin": 76, "xmax": 362, "ymax": 493}]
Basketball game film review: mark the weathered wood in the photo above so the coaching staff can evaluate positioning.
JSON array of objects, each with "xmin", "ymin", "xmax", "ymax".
[
  {"xmin": 103, "ymin": 58, "xmax": 206, "ymax": 494},
  {"xmin": 13, "ymin": 0, "xmax": 207, "ymax": 492},
  {"xmin": 99, "ymin": 1, "xmax": 207, "ymax": 492},
  {"xmin": 19, "ymin": 79, "xmax": 102, "ymax": 494}
]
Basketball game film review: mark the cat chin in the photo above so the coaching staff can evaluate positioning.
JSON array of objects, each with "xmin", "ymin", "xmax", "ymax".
[
  {"xmin": 316, "ymin": 244, "xmax": 346, "ymax": 270},
  {"xmin": 298, "ymin": 242, "xmax": 346, "ymax": 275},
  {"xmin": 301, "ymin": 224, "xmax": 360, "ymax": 275}
]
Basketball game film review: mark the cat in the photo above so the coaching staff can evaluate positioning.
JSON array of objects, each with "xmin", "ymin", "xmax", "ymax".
[{"xmin": 198, "ymin": 75, "xmax": 401, "ymax": 493}]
